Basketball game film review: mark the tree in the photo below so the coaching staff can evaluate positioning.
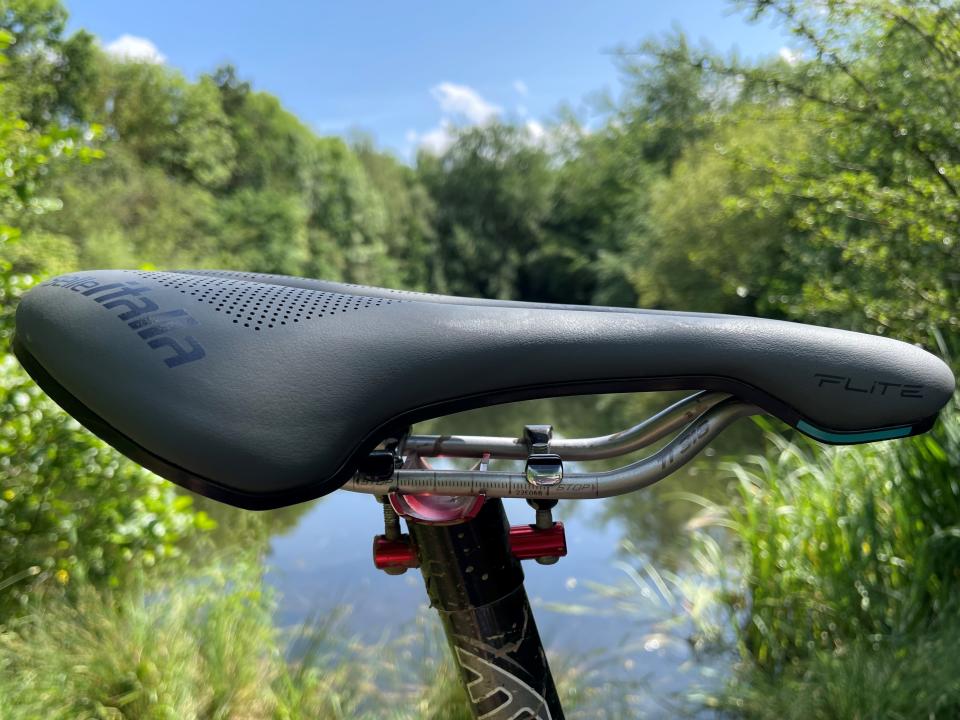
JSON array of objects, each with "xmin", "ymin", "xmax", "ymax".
[
  {"xmin": 634, "ymin": 105, "xmax": 806, "ymax": 316},
  {"xmin": 614, "ymin": 32, "xmax": 718, "ymax": 169},
  {"xmin": 418, "ymin": 124, "xmax": 556, "ymax": 300},
  {"xmin": 545, "ymin": 123, "xmax": 651, "ymax": 307},
  {"xmin": 217, "ymin": 187, "xmax": 309, "ymax": 276},
  {"xmin": 33, "ymin": 145, "xmax": 221, "ymax": 269},
  {"xmin": 301, "ymin": 136, "xmax": 398, "ymax": 284},
  {"xmin": 215, "ymin": 84, "xmax": 308, "ymax": 193},
  {"xmin": 100, "ymin": 61, "xmax": 237, "ymax": 190},
  {"xmin": 539, "ymin": 35, "xmax": 730, "ymax": 308},
  {"xmin": 353, "ymin": 135, "xmax": 436, "ymax": 291},
  {"xmin": 725, "ymin": 0, "xmax": 960, "ymax": 343}
]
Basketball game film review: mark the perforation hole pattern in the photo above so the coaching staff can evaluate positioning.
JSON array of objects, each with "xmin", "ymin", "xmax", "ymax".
[
  {"xmin": 183, "ymin": 269, "xmax": 439, "ymax": 298},
  {"xmin": 132, "ymin": 271, "xmax": 400, "ymax": 332}
]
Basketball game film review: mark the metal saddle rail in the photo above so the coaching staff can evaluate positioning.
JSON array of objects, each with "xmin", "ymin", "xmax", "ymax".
[{"xmin": 343, "ymin": 392, "xmax": 763, "ymax": 500}]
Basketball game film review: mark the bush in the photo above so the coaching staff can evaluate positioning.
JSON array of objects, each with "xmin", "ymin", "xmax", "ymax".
[{"xmin": 0, "ymin": 274, "xmax": 214, "ymax": 613}]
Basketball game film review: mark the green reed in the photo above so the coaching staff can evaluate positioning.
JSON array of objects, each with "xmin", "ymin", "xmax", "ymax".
[{"xmin": 682, "ymin": 398, "xmax": 960, "ymax": 716}]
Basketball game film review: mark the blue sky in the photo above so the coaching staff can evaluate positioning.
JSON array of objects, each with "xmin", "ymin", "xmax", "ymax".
[{"xmin": 67, "ymin": 1, "xmax": 791, "ymax": 157}]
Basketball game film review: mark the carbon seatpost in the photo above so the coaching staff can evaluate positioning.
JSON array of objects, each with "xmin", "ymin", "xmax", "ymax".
[{"xmin": 408, "ymin": 498, "xmax": 564, "ymax": 720}]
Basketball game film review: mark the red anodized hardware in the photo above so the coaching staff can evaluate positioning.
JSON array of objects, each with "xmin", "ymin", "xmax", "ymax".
[
  {"xmin": 373, "ymin": 522, "xmax": 568, "ymax": 571},
  {"xmin": 508, "ymin": 521, "xmax": 567, "ymax": 561},
  {"xmin": 372, "ymin": 535, "xmax": 418, "ymax": 570}
]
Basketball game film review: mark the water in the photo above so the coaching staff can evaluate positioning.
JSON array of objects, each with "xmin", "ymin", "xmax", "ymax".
[{"xmin": 260, "ymin": 391, "xmax": 764, "ymax": 710}]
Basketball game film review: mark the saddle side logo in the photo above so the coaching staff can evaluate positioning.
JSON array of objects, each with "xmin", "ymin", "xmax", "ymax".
[
  {"xmin": 814, "ymin": 373, "xmax": 923, "ymax": 399},
  {"xmin": 47, "ymin": 275, "xmax": 206, "ymax": 368}
]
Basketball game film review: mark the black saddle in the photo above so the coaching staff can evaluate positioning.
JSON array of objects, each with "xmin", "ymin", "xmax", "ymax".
[{"xmin": 14, "ymin": 269, "xmax": 955, "ymax": 509}]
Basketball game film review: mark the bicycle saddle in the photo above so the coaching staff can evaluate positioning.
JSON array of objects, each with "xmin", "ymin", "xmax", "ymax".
[{"xmin": 14, "ymin": 269, "xmax": 955, "ymax": 509}]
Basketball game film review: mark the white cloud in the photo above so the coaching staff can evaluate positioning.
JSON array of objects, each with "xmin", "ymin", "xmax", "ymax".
[
  {"xmin": 411, "ymin": 83, "xmax": 502, "ymax": 156},
  {"xmin": 430, "ymin": 82, "xmax": 501, "ymax": 124},
  {"xmin": 525, "ymin": 120, "xmax": 545, "ymax": 143},
  {"xmin": 105, "ymin": 34, "xmax": 166, "ymax": 64},
  {"xmin": 419, "ymin": 123, "xmax": 456, "ymax": 155},
  {"xmin": 414, "ymin": 81, "xmax": 546, "ymax": 156},
  {"xmin": 407, "ymin": 121, "xmax": 457, "ymax": 155},
  {"xmin": 513, "ymin": 79, "xmax": 528, "ymax": 96},
  {"xmin": 779, "ymin": 47, "xmax": 803, "ymax": 66}
]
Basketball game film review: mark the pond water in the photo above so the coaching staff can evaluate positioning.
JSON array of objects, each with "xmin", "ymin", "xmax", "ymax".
[{"xmin": 259, "ymin": 391, "xmax": 766, "ymax": 712}]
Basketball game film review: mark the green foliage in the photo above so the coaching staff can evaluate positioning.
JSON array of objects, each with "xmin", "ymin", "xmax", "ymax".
[
  {"xmin": 0, "ymin": 265, "xmax": 214, "ymax": 611},
  {"xmin": 544, "ymin": 124, "xmax": 648, "ymax": 307},
  {"xmin": 107, "ymin": 64, "xmax": 236, "ymax": 189},
  {"xmin": 216, "ymin": 83, "xmax": 308, "ymax": 194},
  {"xmin": 634, "ymin": 106, "xmax": 804, "ymax": 314},
  {"xmin": 2, "ymin": 0, "xmax": 960, "ymax": 714},
  {"xmin": 32, "ymin": 146, "xmax": 221, "ymax": 269},
  {"xmin": 0, "ymin": 45, "xmax": 100, "ymax": 232},
  {"xmin": 0, "ymin": 346, "xmax": 214, "ymax": 609},
  {"xmin": 0, "ymin": 0, "xmax": 65, "ymax": 121},
  {"xmin": 217, "ymin": 187, "xmax": 309, "ymax": 275},
  {"xmin": 96, "ymin": 61, "xmax": 234, "ymax": 189},
  {"xmin": 353, "ymin": 136, "xmax": 436, "ymax": 291},
  {"xmin": 8, "ymin": 0, "xmax": 952, "ymax": 342},
  {"xmin": 1, "ymin": 8, "xmax": 433, "ymax": 286},
  {"xmin": 0, "ymin": 563, "xmax": 361, "ymax": 720},
  {"xmin": 685, "ymin": 402, "xmax": 960, "ymax": 679},
  {"xmin": 301, "ymin": 136, "xmax": 397, "ymax": 283},
  {"xmin": 5, "ymin": 0, "xmax": 959, "ymax": 338},
  {"xmin": 418, "ymin": 124, "xmax": 555, "ymax": 299},
  {"xmin": 687, "ymin": 0, "xmax": 960, "ymax": 342},
  {"xmin": 613, "ymin": 32, "xmax": 719, "ymax": 170}
]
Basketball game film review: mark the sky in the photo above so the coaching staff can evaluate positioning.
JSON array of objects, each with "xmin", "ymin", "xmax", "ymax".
[{"xmin": 66, "ymin": 1, "xmax": 792, "ymax": 157}]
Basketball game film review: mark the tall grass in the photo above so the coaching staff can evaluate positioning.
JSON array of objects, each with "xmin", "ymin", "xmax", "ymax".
[
  {"xmin": 0, "ymin": 559, "xmax": 413, "ymax": 719},
  {"xmin": 0, "ymin": 558, "xmax": 614, "ymax": 719},
  {"xmin": 684, "ymin": 399, "xmax": 960, "ymax": 716},
  {"xmin": 718, "ymin": 619, "xmax": 960, "ymax": 719}
]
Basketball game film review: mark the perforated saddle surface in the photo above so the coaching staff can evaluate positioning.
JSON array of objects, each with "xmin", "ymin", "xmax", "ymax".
[{"xmin": 14, "ymin": 269, "xmax": 955, "ymax": 509}]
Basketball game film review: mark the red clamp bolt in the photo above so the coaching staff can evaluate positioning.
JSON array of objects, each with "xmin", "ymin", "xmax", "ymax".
[
  {"xmin": 372, "ymin": 534, "xmax": 418, "ymax": 573},
  {"xmin": 373, "ymin": 523, "xmax": 567, "ymax": 573},
  {"xmin": 509, "ymin": 521, "xmax": 567, "ymax": 562}
]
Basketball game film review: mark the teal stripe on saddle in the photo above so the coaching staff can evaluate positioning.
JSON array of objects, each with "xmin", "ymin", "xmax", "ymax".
[{"xmin": 797, "ymin": 420, "xmax": 913, "ymax": 443}]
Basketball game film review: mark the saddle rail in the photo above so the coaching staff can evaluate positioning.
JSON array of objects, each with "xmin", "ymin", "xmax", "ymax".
[{"xmin": 344, "ymin": 393, "xmax": 762, "ymax": 500}]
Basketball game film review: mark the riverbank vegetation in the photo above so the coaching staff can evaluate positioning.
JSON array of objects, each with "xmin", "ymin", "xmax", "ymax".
[
  {"xmin": 0, "ymin": 559, "xmax": 622, "ymax": 719},
  {"xmin": 1, "ymin": 0, "xmax": 958, "ymax": 716},
  {"xmin": 688, "ymin": 401, "xmax": 960, "ymax": 717}
]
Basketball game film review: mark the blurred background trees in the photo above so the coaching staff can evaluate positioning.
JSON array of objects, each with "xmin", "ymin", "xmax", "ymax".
[{"xmin": 3, "ymin": 0, "xmax": 957, "ymax": 349}]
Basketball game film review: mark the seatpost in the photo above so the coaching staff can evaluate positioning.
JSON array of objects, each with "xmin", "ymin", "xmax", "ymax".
[{"xmin": 408, "ymin": 498, "xmax": 564, "ymax": 720}]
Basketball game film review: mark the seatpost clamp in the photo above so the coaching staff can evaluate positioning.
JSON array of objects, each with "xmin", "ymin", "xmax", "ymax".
[
  {"xmin": 356, "ymin": 430, "xmax": 408, "ymax": 481},
  {"xmin": 523, "ymin": 424, "xmax": 563, "ymax": 486},
  {"xmin": 357, "ymin": 450, "xmax": 396, "ymax": 481}
]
